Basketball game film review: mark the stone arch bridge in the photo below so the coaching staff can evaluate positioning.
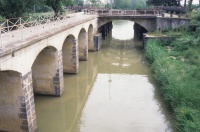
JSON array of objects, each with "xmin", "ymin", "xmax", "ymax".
[
  {"xmin": 0, "ymin": 10, "xmax": 189, "ymax": 132},
  {"xmin": 97, "ymin": 10, "xmax": 190, "ymax": 39}
]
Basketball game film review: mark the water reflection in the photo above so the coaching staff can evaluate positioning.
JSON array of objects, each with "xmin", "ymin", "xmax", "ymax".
[
  {"xmin": 35, "ymin": 20, "xmax": 173, "ymax": 132},
  {"xmin": 112, "ymin": 20, "xmax": 135, "ymax": 40}
]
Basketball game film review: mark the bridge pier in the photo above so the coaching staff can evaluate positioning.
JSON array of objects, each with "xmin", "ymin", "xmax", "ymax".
[
  {"xmin": 88, "ymin": 25, "xmax": 95, "ymax": 51},
  {"xmin": 101, "ymin": 26, "xmax": 106, "ymax": 39},
  {"xmin": 106, "ymin": 22, "xmax": 112, "ymax": 33},
  {"xmin": 134, "ymin": 23, "xmax": 147, "ymax": 40},
  {"xmin": 63, "ymin": 36, "xmax": 79, "ymax": 73},
  {"xmin": 94, "ymin": 33, "xmax": 102, "ymax": 51},
  {"xmin": 99, "ymin": 22, "xmax": 112, "ymax": 39},
  {"xmin": 108, "ymin": 22, "xmax": 113, "ymax": 32},
  {"xmin": 32, "ymin": 47, "xmax": 64, "ymax": 96},
  {"xmin": 78, "ymin": 29, "xmax": 88, "ymax": 61},
  {"xmin": 0, "ymin": 71, "xmax": 37, "ymax": 132}
]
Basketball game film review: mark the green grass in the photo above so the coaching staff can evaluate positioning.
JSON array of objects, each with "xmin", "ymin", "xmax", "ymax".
[{"xmin": 145, "ymin": 36, "xmax": 200, "ymax": 131}]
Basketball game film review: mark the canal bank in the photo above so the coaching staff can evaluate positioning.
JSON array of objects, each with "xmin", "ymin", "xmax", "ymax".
[
  {"xmin": 35, "ymin": 20, "xmax": 174, "ymax": 132},
  {"xmin": 144, "ymin": 11, "xmax": 200, "ymax": 131}
]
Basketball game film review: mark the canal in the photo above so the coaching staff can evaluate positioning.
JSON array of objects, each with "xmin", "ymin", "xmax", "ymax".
[{"xmin": 35, "ymin": 20, "xmax": 174, "ymax": 132}]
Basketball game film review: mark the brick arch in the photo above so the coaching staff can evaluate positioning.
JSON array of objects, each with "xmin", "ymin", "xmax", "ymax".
[{"xmin": 31, "ymin": 46, "xmax": 63, "ymax": 96}]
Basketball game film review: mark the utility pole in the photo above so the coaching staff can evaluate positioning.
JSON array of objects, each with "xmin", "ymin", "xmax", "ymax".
[{"xmin": 110, "ymin": 0, "xmax": 113, "ymax": 15}]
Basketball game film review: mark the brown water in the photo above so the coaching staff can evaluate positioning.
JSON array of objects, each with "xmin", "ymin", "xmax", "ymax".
[{"xmin": 35, "ymin": 20, "xmax": 174, "ymax": 132}]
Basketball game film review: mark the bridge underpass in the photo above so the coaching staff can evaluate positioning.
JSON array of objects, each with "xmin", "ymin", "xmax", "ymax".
[{"xmin": 0, "ymin": 10, "xmax": 190, "ymax": 132}]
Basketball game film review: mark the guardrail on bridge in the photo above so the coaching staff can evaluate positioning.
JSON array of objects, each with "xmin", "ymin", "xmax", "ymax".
[
  {"xmin": 0, "ymin": 10, "xmax": 90, "ymax": 50},
  {"xmin": 83, "ymin": 9, "xmax": 161, "ymax": 16}
]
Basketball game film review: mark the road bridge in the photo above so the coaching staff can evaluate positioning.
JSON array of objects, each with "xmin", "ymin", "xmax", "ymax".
[
  {"xmin": 95, "ymin": 9, "xmax": 190, "ymax": 39},
  {"xmin": 0, "ymin": 10, "xmax": 190, "ymax": 132}
]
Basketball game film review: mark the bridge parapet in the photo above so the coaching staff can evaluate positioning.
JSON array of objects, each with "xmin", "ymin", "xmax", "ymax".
[
  {"xmin": 99, "ymin": 10, "xmax": 161, "ymax": 16},
  {"xmin": 0, "ymin": 12, "xmax": 96, "ymax": 50},
  {"xmin": 84, "ymin": 9, "xmax": 161, "ymax": 17}
]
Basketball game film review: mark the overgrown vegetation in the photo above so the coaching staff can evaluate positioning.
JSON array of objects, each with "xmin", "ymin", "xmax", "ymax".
[{"xmin": 145, "ymin": 10, "xmax": 200, "ymax": 132}]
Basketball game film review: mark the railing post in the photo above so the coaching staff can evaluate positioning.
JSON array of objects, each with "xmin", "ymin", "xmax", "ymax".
[
  {"xmin": 6, "ymin": 19, "xmax": 9, "ymax": 32},
  {"xmin": 37, "ymin": 23, "xmax": 39, "ymax": 36},
  {"xmin": 39, "ymin": 15, "xmax": 41, "ymax": 24},
  {"xmin": 0, "ymin": 29, "xmax": 3, "ymax": 49},
  {"xmin": 20, "ymin": 18, "xmax": 24, "ymax": 41}
]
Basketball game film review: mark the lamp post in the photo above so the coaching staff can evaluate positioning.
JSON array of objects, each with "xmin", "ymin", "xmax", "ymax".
[{"xmin": 110, "ymin": 0, "xmax": 113, "ymax": 15}]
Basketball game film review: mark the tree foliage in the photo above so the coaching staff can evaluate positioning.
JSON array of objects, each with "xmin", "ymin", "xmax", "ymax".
[
  {"xmin": 0, "ymin": 0, "xmax": 77, "ymax": 18},
  {"xmin": 0, "ymin": 0, "xmax": 34, "ymax": 18},
  {"xmin": 146, "ymin": 0, "xmax": 181, "ymax": 6},
  {"xmin": 85, "ymin": 0, "xmax": 102, "ymax": 7},
  {"xmin": 74, "ymin": 0, "xmax": 84, "ymax": 6},
  {"xmin": 44, "ymin": 0, "xmax": 65, "ymax": 13},
  {"xmin": 113, "ymin": 0, "xmax": 147, "ymax": 10}
]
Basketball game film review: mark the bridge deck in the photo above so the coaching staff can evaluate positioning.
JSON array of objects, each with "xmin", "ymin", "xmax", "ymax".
[
  {"xmin": 98, "ymin": 15, "xmax": 157, "ymax": 18},
  {"xmin": 0, "ymin": 13, "xmax": 96, "ymax": 57}
]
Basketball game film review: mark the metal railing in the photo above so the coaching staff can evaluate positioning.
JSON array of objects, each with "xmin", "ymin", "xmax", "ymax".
[
  {"xmin": 0, "ymin": 10, "xmax": 94, "ymax": 50},
  {"xmin": 94, "ymin": 9, "xmax": 161, "ymax": 16}
]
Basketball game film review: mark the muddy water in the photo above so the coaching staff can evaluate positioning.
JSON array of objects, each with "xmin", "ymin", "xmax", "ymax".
[{"xmin": 35, "ymin": 20, "xmax": 174, "ymax": 132}]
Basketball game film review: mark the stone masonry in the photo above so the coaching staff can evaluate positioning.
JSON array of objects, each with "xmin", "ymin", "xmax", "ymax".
[
  {"xmin": 53, "ymin": 50, "xmax": 64, "ymax": 96},
  {"xmin": 21, "ymin": 71, "xmax": 37, "ymax": 132},
  {"xmin": 72, "ymin": 39, "xmax": 79, "ymax": 73}
]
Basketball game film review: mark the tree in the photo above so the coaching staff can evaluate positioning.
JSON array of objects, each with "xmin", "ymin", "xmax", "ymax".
[
  {"xmin": 146, "ymin": 0, "xmax": 181, "ymax": 6},
  {"xmin": 113, "ymin": 0, "xmax": 132, "ymax": 9},
  {"xmin": 45, "ymin": 0, "xmax": 64, "ymax": 13},
  {"xmin": 184, "ymin": 0, "xmax": 187, "ymax": 7},
  {"xmin": 44, "ymin": 0, "xmax": 77, "ymax": 13},
  {"xmin": 86, "ymin": 0, "xmax": 102, "ymax": 7},
  {"xmin": 74, "ymin": 0, "xmax": 84, "ymax": 6},
  {"xmin": 0, "ymin": 0, "xmax": 34, "ymax": 18},
  {"xmin": 188, "ymin": 0, "xmax": 193, "ymax": 11},
  {"xmin": 113, "ymin": 0, "xmax": 146, "ymax": 10}
]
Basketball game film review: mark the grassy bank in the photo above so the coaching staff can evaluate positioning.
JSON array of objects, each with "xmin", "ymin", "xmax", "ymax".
[{"xmin": 145, "ymin": 10, "xmax": 200, "ymax": 132}]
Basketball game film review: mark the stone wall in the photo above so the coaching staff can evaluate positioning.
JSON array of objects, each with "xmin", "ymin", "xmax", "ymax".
[
  {"xmin": 94, "ymin": 33, "xmax": 102, "ymax": 51},
  {"xmin": 156, "ymin": 17, "xmax": 190, "ymax": 31},
  {"xmin": 143, "ymin": 34, "xmax": 174, "ymax": 48}
]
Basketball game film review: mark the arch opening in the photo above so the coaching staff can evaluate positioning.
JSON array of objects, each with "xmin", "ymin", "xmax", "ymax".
[
  {"xmin": 78, "ymin": 28, "xmax": 88, "ymax": 61},
  {"xmin": 62, "ymin": 35, "xmax": 79, "ymax": 73},
  {"xmin": 32, "ymin": 46, "xmax": 62, "ymax": 96},
  {"xmin": 99, "ymin": 18, "xmax": 150, "ymax": 40}
]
